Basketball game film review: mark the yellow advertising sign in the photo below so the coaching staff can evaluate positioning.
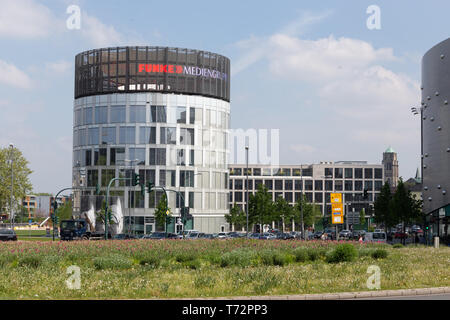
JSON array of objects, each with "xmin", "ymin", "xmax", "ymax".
[
  {"xmin": 332, "ymin": 215, "xmax": 343, "ymax": 224},
  {"xmin": 331, "ymin": 193, "xmax": 342, "ymax": 203},
  {"xmin": 332, "ymin": 203, "xmax": 343, "ymax": 215}
]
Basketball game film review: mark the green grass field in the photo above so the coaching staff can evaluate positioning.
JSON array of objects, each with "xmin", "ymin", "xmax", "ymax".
[
  {"xmin": 0, "ymin": 239, "xmax": 448, "ymax": 299},
  {"xmin": 14, "ymin": 230, "xmax": 48, "ymax": 236}
]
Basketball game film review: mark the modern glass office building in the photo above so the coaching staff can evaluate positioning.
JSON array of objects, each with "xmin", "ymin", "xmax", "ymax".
[
  {"xmin": 421, "ymin": 39, "xmax": 450, "ymax": 236},
  {"xmin": 72, "ymin": 46, "xmax": 230, "ymax": 234},
  {"xmin": 229, "ymin": 160, "xmax": 386, "ymax": 230}
]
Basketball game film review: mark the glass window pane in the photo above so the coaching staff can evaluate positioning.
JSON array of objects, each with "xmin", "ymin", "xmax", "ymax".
[
  {"xmin": 176, "ymin": 107, "xmax": 186, "ymax": 124},
  {"xmin": 84, "ymin": 107, "xmax": 93, "ymax": 125},
  {"xmin": 160, "ymin": 127, "xmax": 176, "ymax": 144},
  {"xmin": 111, "ymin": 105, "xmax": 125, "ymax": 123},
  {"xmin": 88, "ymin": 127, "xmax": 99, "ymax": 145},
  {"xmin": 129, "ymin": 105, "xmax": 146, "ymax": 123},
  {"xmin": 139, "ymin": 126, "xmax": 155, "ymax": 144},
  {"xmin": 110, "ymin": 147, "xmax": 125, "ymax": 165},
  {"xmin": 345, "ymin": 168, "xmax": 353, "ymax": 179},
  {"xmin": 119, "ymin": 127, "xmax": 135, "ymax": 144},
  {"xmin": 95, "ymin": 106, "xmax": 107, "ymax": 124},
  {"xmin": 129, "ymin": 148, "xmax": 145, "ymax": 165},
  {"xmin": 101, "ymin": 127, "xmax": 116, "ymax": 145}
]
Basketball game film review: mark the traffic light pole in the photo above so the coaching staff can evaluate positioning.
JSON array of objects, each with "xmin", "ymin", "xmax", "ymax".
[{"xmin": 52, "ymin": 186, "xmax": 96, "ymax": 241}]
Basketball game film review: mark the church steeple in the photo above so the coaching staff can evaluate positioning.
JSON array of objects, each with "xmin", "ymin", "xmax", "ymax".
[{"xmin": 415, "ymin": 167, "xmax": 422, "ymax": 184}]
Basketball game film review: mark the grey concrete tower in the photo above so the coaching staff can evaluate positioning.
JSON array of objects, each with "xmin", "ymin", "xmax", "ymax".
[
  {"xmin": 421, "ymin": 39, "xmax": 450, "ymax": 215},
  {"xmin": 382, "ymin": 146, "xmax": 398, "ymax": 188}
]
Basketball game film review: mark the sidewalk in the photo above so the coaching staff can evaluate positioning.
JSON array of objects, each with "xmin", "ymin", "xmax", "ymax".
[{"xmin": 181, "ymin": 287, "xmax": 450, "ymax": 300}]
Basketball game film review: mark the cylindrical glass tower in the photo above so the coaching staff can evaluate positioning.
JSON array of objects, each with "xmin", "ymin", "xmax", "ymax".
[
  {"xmin": 421, "ymin": 39, "xmax": 450, "ymax": 218},
  {"xmin": 72, "ymin": 46, "xmax": 230, "ymax": 235}
]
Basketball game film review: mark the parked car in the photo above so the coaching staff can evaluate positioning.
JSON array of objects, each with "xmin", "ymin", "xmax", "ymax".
[
  {"xmin": 394, "ymin": 231, "xmax": 408, "ymax": 239},
  {"xmin": 276, "ymin": 232, "xmax": 294, "ymax": 240},
  {"xmin": 186, "ymin": 231, "xmax": 201, "ymax": 239},
  {"xmin": 352, "ymin": 230, "xmax": 366, "ymax": 240},
  {"xmin": 323, "ymin": 229, "xmax": 335, "ymax": 240},
  {"xmin": 227, "ymin": 232, "xmax": 241, "ymax": 238},
  {"xmin": 313, "ymin": 231, "xmax": 324, "ymax": 239},
  {"xmin": 364, "ymin": 231, "xmax": 387, "ymax": 243},
  {"xmin": 339, "ymin": 230, "xmax": 352, "ymax": 239},
  {"xmin": 142, "ymin": 232, "xmax": 179, "ymax": 239},
  {"xmin": 259, "ymin": 232, "xmax": 276, "ymax": 240},
  {"xmin": 248, "ymin": 232, "xmax": 260, "ymax": 239},
  {"xmin": 217, "ymin": 232, "xmax": 228, "ymax": 239},
  {"xmin": 112, "ymin": 233, "xmax": 137, "ymax": 240},
  {"xmin": 0, "ymin": 229, "xmax": 17, "ymax": 241},
  {"xmin": 289, "ymin": 231, "xmax": 302, "ymax": 239}
]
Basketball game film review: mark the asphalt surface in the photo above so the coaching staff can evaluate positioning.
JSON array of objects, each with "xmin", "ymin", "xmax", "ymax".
[{"xmin": 355, "ymin": 293, "xmax": 450, "ymax": 300}]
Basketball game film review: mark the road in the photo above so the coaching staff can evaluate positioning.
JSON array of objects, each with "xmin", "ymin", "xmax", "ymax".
[{"xmin": 354, "ymin": 293, "xmax": 450, "ymax": 300}]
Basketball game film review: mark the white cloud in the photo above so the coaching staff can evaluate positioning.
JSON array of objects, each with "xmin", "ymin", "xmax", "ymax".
[
  {"xmin": 289, "ymin": 144, "xmax": 317, "ymax": 154},
  {"xmin": 232, "ymin": 15, "xmax": 421, "ymax": 178},
  {"xmin": 0, "ymin": 0, "xmax": 58, "ymax": 38},
  {"xmin": 231, "ymin": 11, "xmax": 332, "ymax": 76},
  {"xmin": 45, "ymin": 60, "xmax": 72, "ymax": 74},
  {"xmin": 80, "ymin": 13, "xmax": 125, "ymax": 47},
  {"xmin": 0, "ymin": 60, "xmax": 32, "ymax": 88}
]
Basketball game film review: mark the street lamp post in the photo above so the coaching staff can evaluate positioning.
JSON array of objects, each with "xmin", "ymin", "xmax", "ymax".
[
  {"xmin": 180, "ymin": 172, "xmax": 201, "ymax": 234},
  {"xmin": 245, "ymin": 146, "xmax": 249, "ymax": 237},
  {"xmin": 124, "ymin": 159, "xmax": 138, "ymax": 236},
  {"xmin": 411, "ymin": 105, "xmax": 424, "ymax": 242},
  {"xmin": 300, "ymin": 166, "xmax": 304, "ymax": 239},
  {"xmin": 9, "ymin": 144, "xmax": 14, "ymax": 230}
]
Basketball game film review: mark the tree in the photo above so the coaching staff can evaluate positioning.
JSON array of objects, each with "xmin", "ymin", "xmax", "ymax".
[
  {"xmin": 0, "ymin": 147, "xmax": 33, "ymax": 218},
  {"xmin": 374, "ymin": 182, "xmax": 394, "ymax": 231},
  {"xmin": 359, "ymin": 209, "xmax": 366, "ymax": 226},
  {"xmin": 274, "ymin": 196, "xmax": 294, "ymax": 232},
  {"xmin": 154, "ymin": 193, "xmax": 171, "ymax": 231},
  {"xmin": 294, "ymin": 194, "xmax": 322, "ymax": 230},
  {"xmin": 248, "ymin": 184, "xmax": 274, "ymax": 232},
  {"xmin": 391, "ymin": 179, "xmax": 422, "ymax": 243},
  {"xmin": 58, "ymin": 200, "xmax": 73, "ymax": 221},
  {"xmin": 225, "ymin": 203, "xmax": 246, "ymax": 231}
]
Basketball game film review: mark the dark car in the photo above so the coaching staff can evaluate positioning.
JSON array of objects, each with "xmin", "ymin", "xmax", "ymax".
[
  {"xmin": 259, "ymin": 232, "xmax": 276, "ymax": 240},
  {"xmin": 313, "ymin": 231, "xmax": 324, "ymax": 239},
  {"xmin": 248, "ymin": 232, "xmax": 260, "ymax": 239},
  {"xmin": 276, "ymin": 232, "xmax": 295, "ymax": 240},
  {"xmin": 0, "ymin": 229, "xmax": 17, "ymax": 241},
  {"xmin": 112, "ymin": 233, "xmax": 137, "ymax": 240},
  {"xmin": 352, "ymin": 230, "xmax": 366, "ymax": 240},
  {"xmin": 142, "ymin": 232, "xmax": 178, "ymax": 239}
]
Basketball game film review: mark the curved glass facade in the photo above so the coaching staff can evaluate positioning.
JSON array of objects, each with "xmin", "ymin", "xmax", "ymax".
[
  {"xmin": 422, "ymin": 39, "xmax": 450, "ymax": 215},
  {"xmin": 72, "ymin": 91, "xmax": 230, "ymax": 234},
  {"xmin": 75, "ymin": 47, "xmax": 230, "ymax": 102}
]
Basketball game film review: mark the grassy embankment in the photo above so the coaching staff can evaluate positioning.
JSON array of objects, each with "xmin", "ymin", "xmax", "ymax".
[{"xmin": 0, "ymin": 239, "xmax": 448, "ymax": 299}]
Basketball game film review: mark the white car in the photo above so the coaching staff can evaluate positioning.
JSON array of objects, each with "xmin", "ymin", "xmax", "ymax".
[
  {"xmin": 217, "ymin": 232, "xmax": 227, "ymax": 239},
  {"xmin": 364, "ymin": 232, "xmax": 387, "ymax": 243}
]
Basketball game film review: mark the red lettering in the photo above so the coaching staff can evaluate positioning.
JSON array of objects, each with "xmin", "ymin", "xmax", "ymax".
[
  {"xmin": 138, "ymin": 64, "xmax": 145, "ymax": 73},
  {"xmin": 168, "ymin": 65, "xmax": 174, "ymax": 73},
  {"xmin": 161, "ymin": 64, "xmax": 168, "ymax": 73},
  {"xmin": 146, "ymin": 64, "xmax": 152, "ymax": 72},
  {"xmin": 152, "ymin": 64, "xmax": 159, "ymax": 72},
  {"xmin": 176, "ymin": 65, "xmax": 182, "ymax": 73}
]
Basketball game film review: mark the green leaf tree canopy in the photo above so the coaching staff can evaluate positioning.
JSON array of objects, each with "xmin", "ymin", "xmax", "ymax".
[
  {"xmin": 0, "ymin": 147, "xmax": 33, "ymax": 215},
  {"xmin": 294, "ymin": 194, "xmax": 322, "ymax": 228},
  {"xmin": 274, "ymin": 196, "xmax": 294, "ymax": 232},
  {"xmin": 225, "ymin": 203, "xmax": 246, "ymax": 231},
  {"xmin": 248, "ymin": 184, "xmax": 274, "ymax": 229},
  {"xmin": 374, "ymin": 182, "xmax": 394, "ymax": 229},
  {"xmin": 155, "ymin": 193, "xmax": 170, "ymax": 230}
]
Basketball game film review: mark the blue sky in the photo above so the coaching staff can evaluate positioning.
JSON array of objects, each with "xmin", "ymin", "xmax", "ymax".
[{"xmin": 0, "ymin": 0, "xmax": 448, "ymax": 193}]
